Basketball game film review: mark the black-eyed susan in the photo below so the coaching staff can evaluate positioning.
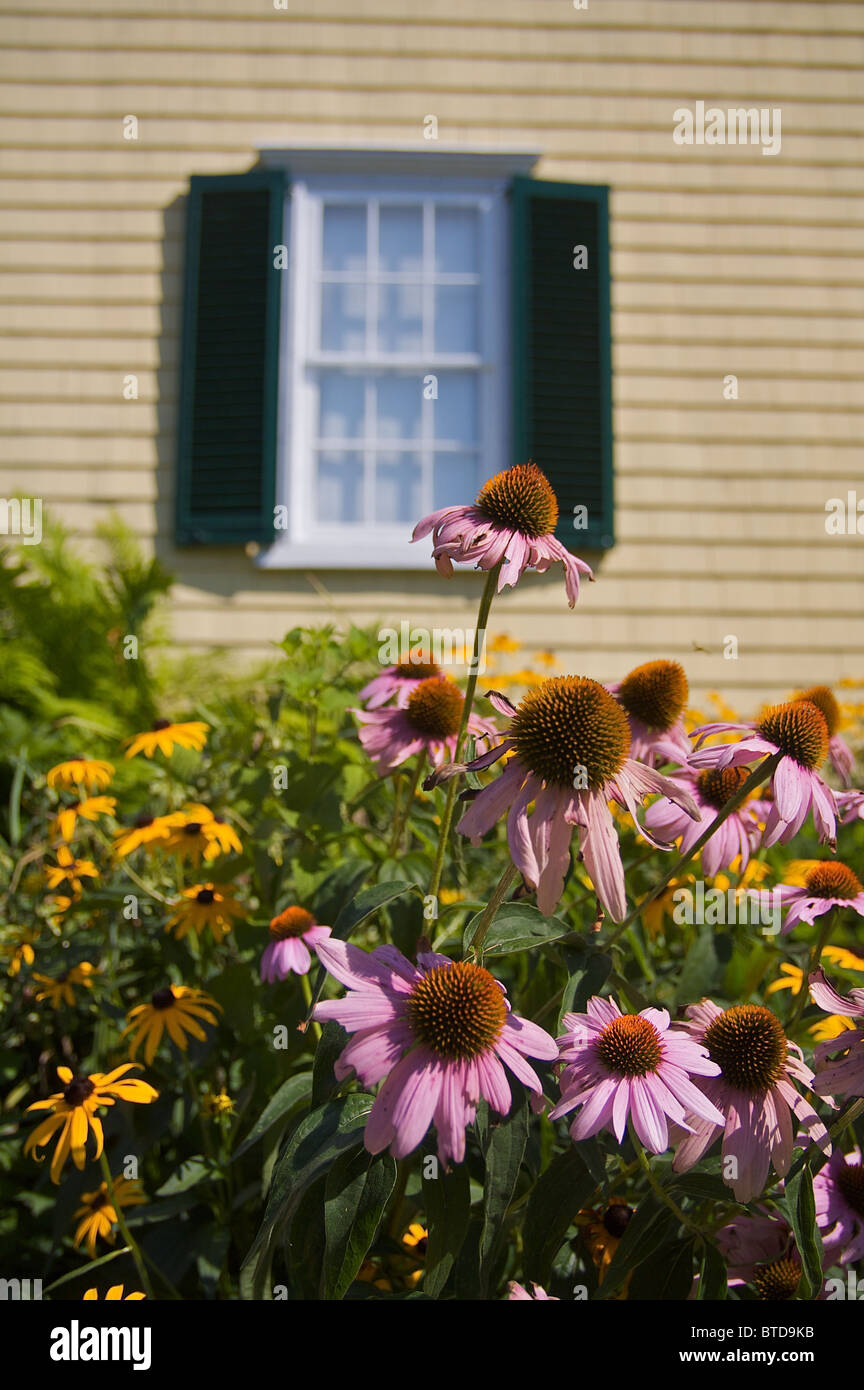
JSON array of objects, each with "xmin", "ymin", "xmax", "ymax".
[
  {"xmin": 121, "ymin": 985, "xmax": 221, "ymax": 1064},
  {"xmin": 82, "ymin": 1285, "xmax": 145, "ymax": 1301},
  {"xmin": 160, "ymin": 805, "xmax": 242, "ymax": 865},
  {"xmin": 112, "ymin": 811, "xmax": 174, "ymax": 858},
  {"xmin": 43, "ymin": 845, "xmax": 99, "ymax": 896},
  {"xmin": 165, "ymin": 882, "xmax": 246, "ymax": 942},
  {"xmin": 576, "ymin": 1198, "xmax": 634, "ymax": 1295},
  {"xmin": 33, "ymin": 961, "xmax": 97, "ymax": 1009},
  {"xmin": 73, "ymin": 1175, "xmax": 146, "ymax": 1255},
  {"xmin": 52, "ymin": 795, "xmax": 116, "ymax": 843},
  {"xmin": 201, "ymin": 1088, "xmax": 234, "ymax": 1117},
  {"xmin": 124, "ymin": 719, "xmax": 210, "ymax": 760},
  {"xmin": 0, "ymin": 925, "xmax": 38, "ymax": 977},
  {"xmin": 46, "ymin": 758, "xmax": 114, "ymax": 793},
  {"xmin": 25, "ymin": 1064, "xmax": 158, "ymax": 1184}
]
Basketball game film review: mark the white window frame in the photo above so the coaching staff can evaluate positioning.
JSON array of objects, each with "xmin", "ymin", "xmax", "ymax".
[{"xmin": 258, "ymin": 165, "xmax": 515, "ymax": 570}]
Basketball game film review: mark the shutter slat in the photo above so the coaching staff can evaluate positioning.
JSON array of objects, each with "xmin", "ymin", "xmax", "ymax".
[
  {"xmin": 511, "ymin": 176, "xmax": 613, "ymax": 552},
  {"xmin": 176, "ymin": 170, "xmax": 286, "ymax": 546}
]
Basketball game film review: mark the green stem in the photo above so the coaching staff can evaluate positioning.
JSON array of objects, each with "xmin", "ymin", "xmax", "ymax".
[
  {"xmin": 98, "ymin": 1150, "xmax": 153, "ymax": 1298},
  {"xmin": 469, "ymin": 862, "xmax": 519, "ymax": 962},
  {"xmin": 788, "ymin": 908, "xmax": 836, "ymax": 1028},
  {"xmin": 387, "ymin": 757, "xmax": 425, "ymax": 857},
  {"xmin": 605, "ymin": 752, "xmax": 782, "ymax": 950},
  {"xmin": 427, "ymin": 564, "xmax": 500, "ymax": 900},
  {"xmin": 301, "ymin": 971, "xmax": 322, "ymax": 1041},
  {"xmin": 633, "ymin": 1138, "xmax": 702, "ymax": 1240}
]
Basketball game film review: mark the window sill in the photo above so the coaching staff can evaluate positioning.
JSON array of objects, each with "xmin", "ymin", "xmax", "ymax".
[{"xmin": 255, "ymin": 537, "xmax": 438, "ymax": 571}]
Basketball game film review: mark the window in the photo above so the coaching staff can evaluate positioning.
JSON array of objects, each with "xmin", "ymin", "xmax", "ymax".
[
  {"xmin": 269, "ymin": 176, "xmax": 508, "ymax": 566},
  {"xmin": 176, "ymin": 153, "xmax": 613, "ymax": 560}
]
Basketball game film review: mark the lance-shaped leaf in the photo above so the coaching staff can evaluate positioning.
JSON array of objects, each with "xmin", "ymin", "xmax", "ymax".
[{"xmin": 321, "ymin": 1148, "xmax": 397, "ymax": 1300}]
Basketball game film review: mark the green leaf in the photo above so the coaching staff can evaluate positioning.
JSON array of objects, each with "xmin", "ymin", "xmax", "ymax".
[
  {"xmin": 696, "ymin": 1240, "xmax": 729, "ymax": 1301},
  {"xmin": 321, "ymin": 1148, "xmax": 397, "ymax": 1300},
  {"xmin": 557, "ymin": 945, "xmax": 613, "ymax": 1031},
  {"xmin": 781, "ymin": 1164, "xmax": 824, "ymax": 1299},
  {"xmin": 312, "ymin": 1022, "xmax": 348, "ymax": 1108},
  {"xmin": 240, "ymin": 1092, "xmax": 373, "ymax": 1300},
  {"xmin": 675, "ymin": 925, "xmax": 720, "ymax": 1005},
  {"xmin": 331, "ymin": 881, "xmax": 420, "ymax": 942},
  {"xmin": 422, "ymin": 1159, "xmax": 472, "ymax": 1298},
  {"xmin": 233, "ymin": 1071, "xmax": 313, "ymax": 1160},
  {"xmin": 628, "ymin": 1235, "xmax": 696, "ymax": 1300},
  {"xmin": 156, "ymin": 1155, "xmax": 219, "ymax": 1196},
  {"xmin": 478, "ymin": 1086, "xmax": 529, "ymax": 1292},
  {"xmin": 463, "ymin": 902, "xmax": 575, "ymax": 957},
  {"xmin": 522, "ymin": 1147, "xmax": 597, "ymax": 1286}
]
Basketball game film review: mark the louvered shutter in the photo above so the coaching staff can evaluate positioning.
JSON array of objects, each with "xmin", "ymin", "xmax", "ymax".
[
  {"xmin": 176, "ymin": 170, "xmax": 286, "ymax": 545},
  {"xmin": 511, "ymin": 176, "xmax": 613, "ymax": 551}
]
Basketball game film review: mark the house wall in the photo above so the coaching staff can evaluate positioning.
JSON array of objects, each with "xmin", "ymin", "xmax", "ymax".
[{"xmin": 2, "ymin": 0, "xmax": 862, "ymax": 714}]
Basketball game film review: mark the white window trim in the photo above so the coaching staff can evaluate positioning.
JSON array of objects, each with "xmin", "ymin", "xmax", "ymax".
[{"xmin": 257, "ymin": 161, "xmax": 522, "ymax": 571}]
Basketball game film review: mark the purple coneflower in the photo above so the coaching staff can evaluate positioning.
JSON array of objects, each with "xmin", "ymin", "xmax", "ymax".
[
  {"xmin": 412, "ymin": 462, "xmax": 593, "ymax": 608},
  {"xmin": 549, "ymin": 996, "xmax": 724, "ymax": 1154},
  {"xmin": 836, "ymin": 789, "xmax": 864, "ymax": 825},
  {"xmin": 672, "ymin": 999, "xmax": 831, "ymax": 1202},
  {"xmin": 775, "ymin": 861, "xmax": 864, "ymax": 935},
  {"xmin": 645, "ymin": 764, "xmax": 760, "ymax": 878},
  {"xmin": 607, "ymin": 659, "xmax": 691, "ymax": 767},
  {"xmin": 353, "ymin": 675, "xmax": 497, "ymax": 775},
  {"xmin": 312, "ymin": 938, "xmax": 557, "ymax": 1166},
  {"xmin": 445, "ymin": 677, "xmax": 699, "ymax": 920},
  {"xmin": 359, "ymin": 661, "xmax": 442, "ymax": 710},
  {"xmin": 813, "ymin": 1147, "xmax": 864, "ymax": 1265},
  {"xmin": 260, "ymin": 907, "xmax": 331, "ymax": 981},
  {"xmin": 689, "ymin": 700, "xmax": 841, "ymax": 848},
  {"xmin": 808, "ymin": 967, "xmax": 864, "ymax": 1099},
  {"xmin": 715, "ymin": 1208, "xmax": 802, "ymax": 1299},
  {"xmin": 793, "ymin": 685, "xmax": 856, "ymax": 788},
  {"xmin": 508, "ymin": 1281, "xmax": 558, "ymax": 1300}
]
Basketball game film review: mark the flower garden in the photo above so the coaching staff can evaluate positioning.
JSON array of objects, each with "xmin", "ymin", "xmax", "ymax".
[{"xmin": 2, "ymin": 465, "xmax": 864, "ymax": 1304}]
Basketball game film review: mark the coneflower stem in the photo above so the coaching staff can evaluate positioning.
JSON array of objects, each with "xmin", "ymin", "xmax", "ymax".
[
  {"xmin": 427, "ymin": 564, "xmax": 501, "ymax": 900},
  {"xmin": 98, "ymin": 1150, "xmax": 153, "ymax": 1298},
  {"xmin": 300, "ymin": 971, "xmax": 323, "ymax": 1041},
  {"xmin": 387, "ymin": 757, "xmax": 425, "ymax": 858},
  {"xmin": 605, "ymin": 752, "xmax": 782, "ymax": 949},
  {"xmin": 789, "ymin": 908, "xmax": 836, "ymax": 1028},
  {"xmin": 632, "ymin": 1137, "xmax": 702, "ymax": 1240},
  {"xmin": 469, "ymin": 862, "xmax": 519, "ymax": 962}
]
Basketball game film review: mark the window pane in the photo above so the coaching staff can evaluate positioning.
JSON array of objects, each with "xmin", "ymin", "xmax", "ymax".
[
  {"xmin": 377, "ymin": 282, "xmax": 423, "ymax": 353},
  {"xmin": 318, "ymin": 372, "xmax": 365, "ymax": 441},
  {"xmin": 321, "ymin": 283, "xmax": 366, "ymax": 351},
  {"xmin": 432, "ymin": 374, "xmax": 478, "ymax": 445},
  {"xmin": 379, "ymin": 205, "xmax": 423, "ymax": 273},
  {"xmin": 375, "ymin": 451, "xmax": 422, "ymax": 523},
  {"xmin": 435, "ymin": 207, "xmax": 478, "ymax": 273},
  {"xmin": 322, "ymin": 204, "xmax": 366, "ymax": 272},
  {"xmin": 434, "ymin": 285, "xmax": 478, "ymax": 353},
  {"xmin": 376, "ymin": 376, "xmax": 422, "ymax": 441},
  {"xmin": 316, "ymin": 450, "xmax": 363, "ymax": 522},
  {"xmin": 433, "ymin": 451, "xmax": 477, "ymax": 510}
]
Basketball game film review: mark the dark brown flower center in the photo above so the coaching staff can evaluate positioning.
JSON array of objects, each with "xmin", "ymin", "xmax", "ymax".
[
  {"xmin": 697, "ymin": 765, "xmax": 749, "ymax": 810},
  {"xmin": 196, "ymin": 888, "xmax": 216, "ymax": 905},
  {"xmin": 474, "ymin": 462, "xmax": 559, "ymax": 539},
  {"xmin": 63, "ymin": 1076, "xmax": 95, "ymax": 1107},
  {"xmin": 269, "ymin": 906, "xmax": 316, "ymax": 940},
  {"xmin": 794, "ymin": 686, "xmax": 840, "ymax": 738},
  {"xmin": 617, "ymin": 660, "xmax": 689, "ymax": 732},
  {"xmin": 90, "ymin": 1191, "xmax": 109, "ymax": 1212},
  {"xmin": 183, "ymin": 822, "xmax": 203, "ymax": 836},
  {"xmin": 836, "ymin": 1160, "xmax": 864, "ymax": 1219},
  {"xmin": 133, "ymin": 812, "xmax": 154, "ymax": 829},
  {"xmin": 602, "ymin": 1202, "xmax": 634, "ymax": 1238},
  {"xmin": 152, "ymin": 719, "xmax": 171, "ymax": 731},
  {"xmin": 509, "ymin": 676, "xmax": 630, "ymax": 790},
  {"xmin": 405, "ymin": 677, "xmax": 463, "ymax": 741},
  {"xmin": 595, "ymin": 1014, "xmax": 663, "ymax": 1076},
  {"xmin": 757, "ymin": 701, "xmax": 829, "ymax": 769},
  {"xmin": 395, "ymin": 661, "xmax": 441, "ymax": 680},
  {"xmin": 804, "ymin": 861, "xmax": 863, "ymax": 900},
  {"xmin": 406, "ymin": 961, "xmax": 507, "ymax": 1060},
  {"xmin": 151, "ymin": 987, "xmax": 176, "ymax": 1010},
  {"xmin": 752, "ymin": 1255, "xmax": 800, "ymax": 1301},
  {"xmin": 704, "ymin": 1005, "xmax": 788, "ymax": 1094}
]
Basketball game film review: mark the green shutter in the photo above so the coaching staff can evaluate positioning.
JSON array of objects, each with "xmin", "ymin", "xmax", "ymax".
[
  {"xmin": 511, "ymin": 176, "xmax": 613, "ymax": 551},
  {"xmin": 176, "ymin": 170, "xmax": 286, "ymax": 546}
]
